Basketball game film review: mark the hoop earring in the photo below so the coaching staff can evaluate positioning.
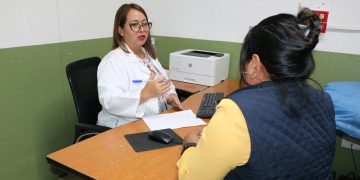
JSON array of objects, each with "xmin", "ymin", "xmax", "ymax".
[
  {"xmin": 242, "ymin": 71, "xmax": 257, "ymax": 78},
  {"xmin": 243, "ymin": 71, "xmax": 268, "ymax": 83}
]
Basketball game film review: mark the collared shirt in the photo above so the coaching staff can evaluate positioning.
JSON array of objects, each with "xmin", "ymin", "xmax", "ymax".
[{"xmin": 97, "ymin": 45, "xmax": 176, "ymax": 128}]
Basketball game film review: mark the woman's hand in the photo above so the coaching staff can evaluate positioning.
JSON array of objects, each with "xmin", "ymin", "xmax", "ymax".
[
  {"xmin": 140, "ymin": 71, "xmax": 171, "ymax": 104},
  {"xmin": 183, "ymin": 129, "xmax": 202, "ymax": 144},
  {"xmin": 166, "ymin": 93, "xmax": 184, "ymax": 110}
]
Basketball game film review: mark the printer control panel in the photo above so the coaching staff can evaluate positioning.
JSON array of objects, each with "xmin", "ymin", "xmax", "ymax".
[{"xmin": 182, "ymin": 50, "xmax": 224, "ymax": 58}]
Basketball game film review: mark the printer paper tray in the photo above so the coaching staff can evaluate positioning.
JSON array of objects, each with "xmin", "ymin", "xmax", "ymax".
[{"xmin": 169, "ymin": 71, "xmax": 222, "ymax": 86}]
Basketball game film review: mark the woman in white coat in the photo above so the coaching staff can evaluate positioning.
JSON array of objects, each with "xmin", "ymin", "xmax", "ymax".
[{"xmin": 97, "ymin": 3, "xmax": 183, "ymax": 128}]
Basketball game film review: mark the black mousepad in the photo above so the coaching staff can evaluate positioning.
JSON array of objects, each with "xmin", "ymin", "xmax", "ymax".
[{"xmin": 124, "ymin": 128, "xmax": 183, "ymax": 152}]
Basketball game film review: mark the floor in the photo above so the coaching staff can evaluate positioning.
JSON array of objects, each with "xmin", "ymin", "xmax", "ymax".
[{"xmin": 58, "ymin": 174, "xmax": 83, "ymax": 180}]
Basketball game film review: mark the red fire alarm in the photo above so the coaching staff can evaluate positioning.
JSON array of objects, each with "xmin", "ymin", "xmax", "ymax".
[{"xmin": 312, "ymin": 10, "xmax": 329, "ymax": 33}]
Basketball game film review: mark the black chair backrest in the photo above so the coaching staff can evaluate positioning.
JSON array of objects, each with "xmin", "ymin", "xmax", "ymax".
[{"xmin": 66, "ymin": 57, "xmax": 102, "ymax": 125}]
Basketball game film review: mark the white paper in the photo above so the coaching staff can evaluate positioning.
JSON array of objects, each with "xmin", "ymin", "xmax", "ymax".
[{"xmin": 143, "ymin": 110, "xmax": 206, "ymax": 131}]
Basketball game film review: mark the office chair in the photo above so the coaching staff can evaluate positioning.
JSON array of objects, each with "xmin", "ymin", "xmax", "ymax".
[{"xmin": 66, "ymin": 57, "xmax": 110, "ymax": 143}]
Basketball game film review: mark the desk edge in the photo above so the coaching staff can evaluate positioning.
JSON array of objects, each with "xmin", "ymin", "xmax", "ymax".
[{"xmin": 46, "ymin": 156, "xmax": 95, "ymax": 180}]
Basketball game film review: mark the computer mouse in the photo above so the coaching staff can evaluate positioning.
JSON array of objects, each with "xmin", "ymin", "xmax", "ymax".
[{"xmin": 148, "ymin": 130, "xmax": 174, "ymax": 144}]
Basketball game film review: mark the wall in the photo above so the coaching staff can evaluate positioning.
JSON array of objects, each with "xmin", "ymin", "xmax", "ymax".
[
  {"xmin": 1, "ymin": 0, "xmax": 360, "ymax": 179},
  {"xmin": 0, "ymin": 36, "xmax": 359, "ymax": 179},
  {"xmin": 0, "ymin": 0, "xmax": 135, "ymax": 48},
  {"xmin": 2, "ymin": 0, "xmax": 360, "ymax": 54},
  {"xmin": 143, "ymin": 0, "xmax": 360, "ymax": 55},
  {"xmin": 0, "ymin": 38, "xmax": 111, "ymax": 179},
  {"xmin": 154, "ymin": 36, "xmax": 360, "ymax": 83}
]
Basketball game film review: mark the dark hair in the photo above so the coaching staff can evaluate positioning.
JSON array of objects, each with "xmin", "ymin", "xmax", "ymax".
[
  {"xmin": 112, "ymin": 3, "xmax": 156, "ymax": 59},
  {"xmin": 239, "ymin": 8, "xmax": 322, "ymax": 118}
]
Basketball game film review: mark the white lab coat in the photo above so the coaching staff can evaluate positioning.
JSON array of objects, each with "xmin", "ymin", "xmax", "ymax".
[{"xmin": 97, "ymin": 47, "xmax": 176, "ymax": 128}]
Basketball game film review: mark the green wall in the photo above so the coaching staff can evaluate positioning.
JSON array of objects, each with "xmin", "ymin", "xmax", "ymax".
[
  {"xmin": 0, "ymin": 38, "xmax": 111, "ymax": 179},
  {"xmin": 0, "ymin": 36, "xmax": 359, "ymax": 179}
]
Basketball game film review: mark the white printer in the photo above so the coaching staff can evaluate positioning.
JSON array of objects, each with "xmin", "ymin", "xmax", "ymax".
[{"xmin": 169, "ymin": 49, "xmax": 230, "ymax": 86}]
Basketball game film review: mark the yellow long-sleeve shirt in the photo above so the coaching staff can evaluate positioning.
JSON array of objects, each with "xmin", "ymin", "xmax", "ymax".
[{"xmin": 177, "ymin": 99, "xmax": 251, "ymax": 180}]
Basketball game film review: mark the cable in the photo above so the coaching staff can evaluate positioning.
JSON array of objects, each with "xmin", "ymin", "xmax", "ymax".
[
  {"xmin": 75, "ymin": 132, "xmax": 99, "ymax": 143},
  {"xmin": 350, "ymin": 144, "xmax": 358, "ymax": 178}
]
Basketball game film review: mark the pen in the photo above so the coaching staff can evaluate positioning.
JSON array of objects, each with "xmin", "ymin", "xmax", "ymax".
[
  {"xmin": 132, "ymin": 79, "xmax": 170, "ymax": 83},
  {"xmin": 132, "ymin": 79, "xmax": 146, "ymax": 83}
]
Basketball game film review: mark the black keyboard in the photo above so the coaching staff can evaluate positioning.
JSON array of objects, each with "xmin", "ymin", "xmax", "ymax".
[{"xmin": 196, "ymin": 93, "xmax": 224, "ymax": 118}]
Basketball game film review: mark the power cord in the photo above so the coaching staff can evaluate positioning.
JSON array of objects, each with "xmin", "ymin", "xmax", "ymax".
[
  {"xmin": 350, "ymin": 144, "xmax": 358, "ymax": 178},
  {"xmin": 337, "ymin": 142, "xmax": 360, "ymax": 180}
]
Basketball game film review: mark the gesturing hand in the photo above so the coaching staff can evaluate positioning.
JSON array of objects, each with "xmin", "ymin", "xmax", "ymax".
[
  {"xmin": 140, "ymin": 71, "xmax": 171, "ymax": 104},
  {"xmin": 166, "ymin": 93, "xmax": 183, "ymax": 110}
]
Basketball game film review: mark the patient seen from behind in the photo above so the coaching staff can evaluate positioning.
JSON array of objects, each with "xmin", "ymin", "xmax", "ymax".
[{"xmin": 177, "ymin": 8, "xmax": 336, "ymax": 179}]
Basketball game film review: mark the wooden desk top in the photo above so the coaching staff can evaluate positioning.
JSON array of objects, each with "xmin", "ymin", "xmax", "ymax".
[
  {"xmin": 171, "ymin": 80, "xmax": 208, "ymax": 94},
  {"xmin": 47, "ymin": 79, "xmax": 240, "ymax": 179}
]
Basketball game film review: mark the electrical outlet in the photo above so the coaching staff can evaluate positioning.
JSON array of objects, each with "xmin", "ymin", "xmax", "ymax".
[
  {"xmin": 151, "ymin": 37, "xmax": 155, "ymax": 46},
  {"xmin": 341, "ymin": 138, "xmax": 360, "ymax": 150}
]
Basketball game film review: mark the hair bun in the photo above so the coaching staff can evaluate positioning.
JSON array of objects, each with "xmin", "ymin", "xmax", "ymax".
[{"xmin": 297, "ymin": 8, "xmax": 321, "ymax": 49}]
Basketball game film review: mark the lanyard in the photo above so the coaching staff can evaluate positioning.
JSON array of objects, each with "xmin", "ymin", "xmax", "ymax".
[{"xmin": 137, "ymin": 53, "xmax": 168, "ymax": 112}]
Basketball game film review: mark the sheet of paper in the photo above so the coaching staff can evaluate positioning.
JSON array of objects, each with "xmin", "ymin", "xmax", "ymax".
[{"xmin": 143, "ymin": 109, "xmax": 206, "ymax": 131}]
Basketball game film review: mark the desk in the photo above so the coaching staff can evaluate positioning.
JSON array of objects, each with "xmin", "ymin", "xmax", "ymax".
[
  {"xmin": 171, "ymin": 80, "xmax": 209, "ymax": 101},
  {"xmin": 46, "ymin": 79, "xmax": 240, "ymax": 179},
  {"xmin": 171, "ymin": 80, "xmax": 208, "ymax": 94}
]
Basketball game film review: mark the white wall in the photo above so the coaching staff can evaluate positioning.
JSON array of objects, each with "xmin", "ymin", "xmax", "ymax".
[
  {"xmin": 142, "ymin": 0, "xmax": 360, "ymax": 55},
  {"xmin": 0, "ymin": 0, "xmax": 132, "ymax": 47},
  {"xmin": 1, "ymin": 0, "xmax": 360, "ymax": 55},
  {"xmin": 142, "ymin": 0, "xmax": 299, "ymax": 43},
  {"xmin": 57, "ymin": 0, "xmax": 125, "ymax": 42},
  {"xmin": 0, "ymin": 0, "xmax": 60, "ymax": 48},
  {"xmin": 300, "ymin": 0, "xmax": 360, "ymax": 54}
]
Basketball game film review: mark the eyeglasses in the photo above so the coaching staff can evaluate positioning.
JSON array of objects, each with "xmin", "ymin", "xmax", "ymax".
[{"xmin": 129, "ymin": 22, "xmax": 152, "ymax": 32}]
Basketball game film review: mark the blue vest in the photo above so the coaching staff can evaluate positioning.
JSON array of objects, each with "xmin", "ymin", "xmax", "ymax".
[{"xmin": 224, "ymin": 81, "xmax": 335, "ymax": 180}]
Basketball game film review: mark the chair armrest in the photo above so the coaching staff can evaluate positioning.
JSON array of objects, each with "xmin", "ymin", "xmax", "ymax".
[
  {"xmin": 74, "ymin": 123, "xmax": 111, "ymax": 143},
  {"xmin": 76, "ymin": 122, "xmax": 111, "ymax": 133}
]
